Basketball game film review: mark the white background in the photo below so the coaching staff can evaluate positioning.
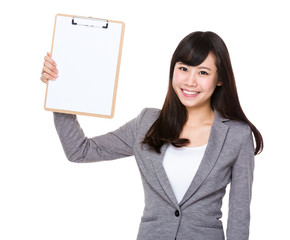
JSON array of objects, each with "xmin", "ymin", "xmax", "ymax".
[{"xmin": 1, "ymin": 0, "xmax": 289, "ymax": 239}]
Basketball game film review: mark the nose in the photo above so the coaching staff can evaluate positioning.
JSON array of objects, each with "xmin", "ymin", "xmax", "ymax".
[{"xmin": 186, "ymin": 72, "xmax": 198, "ymax": 87}]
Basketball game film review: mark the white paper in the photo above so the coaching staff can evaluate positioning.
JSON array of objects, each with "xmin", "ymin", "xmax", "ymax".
[{"xmin": 45, "ymin": 15, "xmax": 123, "ymax": 117}]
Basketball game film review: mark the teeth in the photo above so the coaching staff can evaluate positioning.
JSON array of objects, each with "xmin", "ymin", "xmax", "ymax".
[{"xmin": 183, "ymin": 90, "xmax": 199, "ymax": 95}]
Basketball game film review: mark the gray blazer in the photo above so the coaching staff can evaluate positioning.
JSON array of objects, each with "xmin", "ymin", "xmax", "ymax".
[{"xmin": 54, "ymin": 108, "xmax": 254, "ymax": 240}]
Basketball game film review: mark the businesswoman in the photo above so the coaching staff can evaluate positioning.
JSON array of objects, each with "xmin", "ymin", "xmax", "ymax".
[{"xmin": 41, "ymin": 31, "xmax": 263, "ymax": 240}]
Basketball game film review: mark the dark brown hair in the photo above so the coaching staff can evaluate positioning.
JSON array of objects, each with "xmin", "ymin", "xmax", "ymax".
[{"xmin": 142, "ymin": 31, "xmax": 263, "ymax": 155}]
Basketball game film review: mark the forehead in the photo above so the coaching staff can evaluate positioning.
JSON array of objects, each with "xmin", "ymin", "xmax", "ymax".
[
  {"xmin": 177, "ymin": 52, "xmax": 217, "ymax": 70},
  {"xmin": 201, "ymin": 52, "xmax": 217, "ymax": 68}
]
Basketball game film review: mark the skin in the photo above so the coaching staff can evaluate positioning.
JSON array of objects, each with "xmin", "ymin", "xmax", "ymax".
[
  {"xmin": 40, "ymin": 51, "xmax": 222, "ymax": 148},
  {"xmin": 40, "ymin": 53, "xmax": 58, "ymax": 83},
  {"xmin": 172, "ymin": 52, "xmax": 222, "ymax": 147}
]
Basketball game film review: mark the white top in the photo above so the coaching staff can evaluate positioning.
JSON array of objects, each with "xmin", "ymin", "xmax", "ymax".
[{"xmin": 163, "ymin": 144, "xmax": 207, "ymax": 203}]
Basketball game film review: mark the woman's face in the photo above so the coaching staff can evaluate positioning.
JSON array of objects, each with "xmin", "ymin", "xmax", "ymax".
[{"xmin": 172, "ymin": 52, "xmax": 220, "ymax": 111}]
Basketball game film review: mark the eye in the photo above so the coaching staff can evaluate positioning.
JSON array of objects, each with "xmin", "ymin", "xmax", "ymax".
[
  {"xmin": 199, "ymin": 71, "xmax": 208, "ymax": 75},
  {"xmin": 179, "ymin": 67, "xmax": 188, "ymax": 72}
]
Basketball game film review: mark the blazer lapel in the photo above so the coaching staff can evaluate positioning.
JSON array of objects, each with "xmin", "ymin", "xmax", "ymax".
[
  {"xmin": 179, "ymin": 110, "xmax": 229, "ymax": 207},
  {"xmin": 151, "ymin": 144, "xmax": 180, "ymax": 209}
]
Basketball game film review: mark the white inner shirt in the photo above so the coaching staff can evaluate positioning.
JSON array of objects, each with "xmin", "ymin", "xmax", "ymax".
[{"xmin": 163, "ymin": 144, "xmax": 207, "ymax": 203}]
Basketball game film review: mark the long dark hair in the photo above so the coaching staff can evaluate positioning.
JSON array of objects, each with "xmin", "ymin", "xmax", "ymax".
[{"xmin": 142, "ymin": 31, "xmax": 263, "ymax": 155}]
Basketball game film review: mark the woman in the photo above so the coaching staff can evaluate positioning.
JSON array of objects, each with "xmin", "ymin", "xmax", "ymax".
[{"xmin": 41, "ymin": 31, "xmax": 263, "ymax": 240}]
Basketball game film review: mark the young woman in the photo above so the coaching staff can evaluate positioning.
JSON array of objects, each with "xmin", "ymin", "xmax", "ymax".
[{"xmin": 41, "ymin": 31, "xmax": 263, "ymax": 240}]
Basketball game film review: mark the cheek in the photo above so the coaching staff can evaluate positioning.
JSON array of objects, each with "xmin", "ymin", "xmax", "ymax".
[
  {"xmin": 204, "ymin": 82, "xmax": 217, "ymax": 91},
  {"xmin": 172, "ymin": 71, "xmax": 183, "ymax": 86},
  {"xmin": 172, "ymin": 72, "xmax": 179, "ymax": 90},
  {"xmin": 202, "ymin": 76, "xmax": 218, "ymax": 92}
]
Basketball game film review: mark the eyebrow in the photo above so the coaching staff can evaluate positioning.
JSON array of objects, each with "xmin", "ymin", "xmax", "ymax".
[
  {"xmin": 176, "ymin": 62, "xmax": 213, "ymax": 71},
  {"xmin": 197, "ymin": 66, "xmax": 212, "ymax": 71}
]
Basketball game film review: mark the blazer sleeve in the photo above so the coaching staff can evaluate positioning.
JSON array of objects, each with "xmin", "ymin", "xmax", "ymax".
[
  {"xmin": 226, "ymin": 125, "xmax": 255, "ymax": 240},
  {"xmin": 53, "ymin": 110, "xmax": 146, "ymax": 163}
]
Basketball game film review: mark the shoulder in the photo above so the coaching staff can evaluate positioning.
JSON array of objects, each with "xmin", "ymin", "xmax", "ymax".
[
  {"xmin": 224, "ymin": 120, "xmax": 253, "ymax": 153},
  {"xmin": 229, "ymin": 120, "xmax": 252, "ymax": 140},
  {"xmin": 215, "ymin": 110, "xmax": 252, "ymax": 138},
  {"xmin": 134, "ymin": 108, "xmax": 160, "ymax": 133},
  {"xmin": 137, "ymin": 108, "xmax": 160, "ymax": 123},
  {"xmin": 216, "ymin": 116, "xmax": 255, "ymax": 159},
  {"xmin": 228, "ymin": 120, "xmax": 251, "ymax": 135},
  {"xmin": 215, "ymin": 110, "xmax": 253, "ymax": 146}
]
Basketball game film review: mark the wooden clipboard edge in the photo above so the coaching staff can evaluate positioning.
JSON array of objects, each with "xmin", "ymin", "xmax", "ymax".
[
  {"xmin": 43, "ymin": 14, "xmax": 59, "ymax": 116},
  {"xmin": 109, "ymin": 19, "xmax": 125, "ymax": 118},
  {"xmin": 44, "ymin": 14, "xmax": 64, "ymax": 117},
  {"xmin": 45, "ymin": 107, "xmax": 114, "ymax": 119},
  {"xmin": 44, "ymin": 14, "xmax": 125, "ymax": 119}
]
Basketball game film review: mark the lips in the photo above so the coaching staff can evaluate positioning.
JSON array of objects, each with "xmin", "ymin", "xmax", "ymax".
[{"xmin": 182, "ymin": 89, "xmax": 200, "ymax": 95}]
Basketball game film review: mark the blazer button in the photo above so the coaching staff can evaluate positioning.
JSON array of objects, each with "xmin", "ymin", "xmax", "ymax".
[{"xmin": 175, "ymin": 210, "xmax": 180, "ymax": 217}]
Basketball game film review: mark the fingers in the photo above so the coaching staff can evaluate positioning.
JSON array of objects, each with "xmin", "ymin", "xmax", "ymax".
[
  {"xmin": 43, "ymin": 64, "xmax": 58, "ymax": 78},
  {"xmin": 40, "ymin": 52, "xmax": 58, "ymax": 84},
  {"xmin": 44, "ymin": 53, "xmax": 56, "ymax": 67}
]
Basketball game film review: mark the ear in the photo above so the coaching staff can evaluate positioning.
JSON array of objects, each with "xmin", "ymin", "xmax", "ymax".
[{"xmin": 217, "ymin": 81, "xmax": 223, "ymax": 86}]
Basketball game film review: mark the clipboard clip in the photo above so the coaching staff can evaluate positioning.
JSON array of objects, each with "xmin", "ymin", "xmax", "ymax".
[{"xmin": 72, "ymin": 16, "xmax": 108, "ymax": 29}]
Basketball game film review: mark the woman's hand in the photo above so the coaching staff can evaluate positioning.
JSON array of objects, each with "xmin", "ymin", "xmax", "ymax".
[{"xmin": 40, "ymin": 52, "xmax": 58, "ymax": 84}]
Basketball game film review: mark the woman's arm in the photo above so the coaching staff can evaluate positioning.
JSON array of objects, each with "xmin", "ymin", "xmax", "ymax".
[
  {"xmin": 53, "ymin": 111, "xmax": 141, "ymax": 163},
  {"xmin": 226, "ymin": 125, "xmax": 255, "ymax": 240}
]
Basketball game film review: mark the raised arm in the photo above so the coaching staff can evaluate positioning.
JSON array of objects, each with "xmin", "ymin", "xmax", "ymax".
[{"xmin": 53, "ymin": 112, "xmax": 140, "ymax": 162}]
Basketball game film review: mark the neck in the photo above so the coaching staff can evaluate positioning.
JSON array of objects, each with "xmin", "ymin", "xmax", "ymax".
[{"xmin": 186, "ymin": 105, "xmax": 215, "ymax": 127}]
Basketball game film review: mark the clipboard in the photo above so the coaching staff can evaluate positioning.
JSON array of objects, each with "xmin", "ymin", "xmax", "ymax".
[{"xmin": 44, "ymin": 14, "xmax": 125, "ymax": 118}]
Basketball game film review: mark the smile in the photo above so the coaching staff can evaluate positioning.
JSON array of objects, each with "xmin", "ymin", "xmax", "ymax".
[{"xmin": 182, "ymin": 89, "xmax": 200, "ymax": 95}]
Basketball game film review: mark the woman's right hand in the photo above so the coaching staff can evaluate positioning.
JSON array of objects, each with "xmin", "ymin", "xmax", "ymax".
[{"xmin": 40, "ymin": 52, "xmax": 58, "ymax": 84}]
